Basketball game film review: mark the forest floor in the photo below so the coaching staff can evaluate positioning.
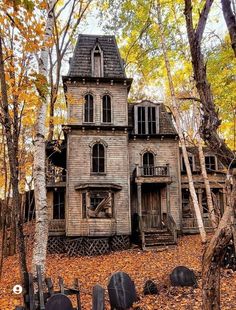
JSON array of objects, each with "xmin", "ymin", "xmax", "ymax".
[{"xmin": 0, "ymin": 234, "xmax": 235, "ymax": 309}]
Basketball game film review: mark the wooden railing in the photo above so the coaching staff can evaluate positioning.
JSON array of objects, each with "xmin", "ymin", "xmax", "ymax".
[
  {"xmin": 136, "ymin": 165, "xmax": 169, "ymax": 177},
  {"xmin": 163, "ymin": 214, "xmax": 177, "ymax": 242},
  {"xmin": 49, "ymin": 219, "xmax": 66, "ymax": 232},
  {"xmin": 46, "ymin": 163, "xmax": 66, "ymax": 184}
]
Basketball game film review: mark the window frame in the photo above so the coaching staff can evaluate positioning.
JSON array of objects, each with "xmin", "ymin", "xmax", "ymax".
[
  {"xmin": 82, "ymin": 190, "xmax": 114, "ymax": 219},
  {"xmin": 91, "ymin": 43, "xmax": 104, "ymax": 77},
  {"xmin": 83, "ymin": 93, "xmax": 94, "ymax": 123},
  {"xmin": 181, "ymin": 154, "xmax": 195, "ymax": 172},
  {"xmin": 102, "ymin": 94, "xmax": 112, "ymax": 124},
  {"xmin": 205, "ymin": 155, "xmax": 217, "ymax": 172},
  {"xmin": 53, "ymin": 189, "xmax": 65, "ymax": 220},
  {"xmin": 134, "ymin": 104, "xmax": 159, "ymax": 134},
  {"xmin": 90, "ymin": 140, "xmax": 108, "ymax": 175}
]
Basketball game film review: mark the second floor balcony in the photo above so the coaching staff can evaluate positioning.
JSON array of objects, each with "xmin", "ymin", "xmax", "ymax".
[{"xmin": 135, "ymin": 164, "xmax": 172, "ymax": 184}]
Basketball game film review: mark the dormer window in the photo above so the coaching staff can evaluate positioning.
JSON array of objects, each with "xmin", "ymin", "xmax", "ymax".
[
  {"xmin": 205, "ymin": 156, "xmax": 217, "ymax": 171},
  {"xmin": 84, "ymin": 94, "xmax": 94, "ymax": 123},
  {"xmin": 134, "ymin": 104, "xmax": 159, "ymax": 134},
  {"xmin": 91, "ymin": 43, "xmax": 104, "ymax": 77}
]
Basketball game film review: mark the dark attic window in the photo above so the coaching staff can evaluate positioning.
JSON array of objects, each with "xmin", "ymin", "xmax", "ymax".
[{"xmin": 92, "ymin": 44, "xmax": 104, "ymax": 77}]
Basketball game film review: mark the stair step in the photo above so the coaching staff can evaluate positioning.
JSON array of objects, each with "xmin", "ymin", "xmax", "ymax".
[{"xmin": 145, "ymin": 241, "xmax": 176, "ymax": 247}]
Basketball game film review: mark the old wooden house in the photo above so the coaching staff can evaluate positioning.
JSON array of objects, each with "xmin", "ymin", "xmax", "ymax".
[{"xmin": 46, "ymin": 35, "xmax": 226, "ymax": 254}]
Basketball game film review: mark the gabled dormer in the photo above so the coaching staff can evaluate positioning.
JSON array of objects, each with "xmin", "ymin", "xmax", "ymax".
[
  {"xmin": 134, "ymin": 101, "xmax": 160, "ymax": 135},
  {"xmin": 91, "ymin": 42, "xmax": 104, "ymax": 77}
]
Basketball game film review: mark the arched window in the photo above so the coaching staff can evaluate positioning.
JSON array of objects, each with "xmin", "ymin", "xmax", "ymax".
[
  {"xmin": 143, "ymin": 152, "xmax": 154, "ymax": 176},
  {"xmin": 92, "ymin": 143, "xmax": 105, "ymax": 173},
  {"xmin": 84, "ymin": 94, "xmax": 93, "ymax": 122},
  {"xmin": 102, "ymin": 95, "xmax": 111, "ymax": 123}
]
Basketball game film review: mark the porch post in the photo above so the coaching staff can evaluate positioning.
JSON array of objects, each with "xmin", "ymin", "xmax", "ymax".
[
  {"xmin": 137, "ymin": 183, "xmax": 144, "ymax": 248},
  {"xmin": 166, "ymin": 183, "xmax": 170, "ymax": 215}
]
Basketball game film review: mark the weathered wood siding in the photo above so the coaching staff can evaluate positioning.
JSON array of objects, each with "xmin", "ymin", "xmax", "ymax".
[
  {"xmin": 66, "ymin": 130, "xmax": 130, "ymax": 236},
  {"xmin": 66, "ymin": 82, "xmax": 128, "ymax": 126},
  {"xmin": 128, "ymin": 139, "xmax": 182, "ymax": 229}
]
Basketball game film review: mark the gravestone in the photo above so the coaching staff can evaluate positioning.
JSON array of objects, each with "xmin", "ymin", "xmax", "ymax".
[
  {"xmin": 143, "ymin": 280, "xmax": 158, "ymax": 295},
  {"xmin": 108, "ymin": 272, "xmax": 137, "ymax": 309},
  {"xmin": 45, "ymin": 294, "xmax": 73, "ymax": 310},
  {"xmin": 92, "ymin": 284, "xmax": 105, "ymax": 310},
  {"xmin": 170, "ymin": 266, "xmax": 197, "ymax": 287}
]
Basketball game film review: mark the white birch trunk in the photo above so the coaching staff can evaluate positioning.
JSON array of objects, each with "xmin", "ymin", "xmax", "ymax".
[
  {"xmin": 197, "ymin": 140, "xmax": 217, "ymax": 229},
  {"xmin": 32, "ymin": 0, "xmax": 56, "ymax": 275},
  {"xmin": 156, "ymin": 3, "xmax": 207, "ymax": 243}
]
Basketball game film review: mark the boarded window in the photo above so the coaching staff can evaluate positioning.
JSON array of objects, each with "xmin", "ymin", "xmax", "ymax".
[
  {"xmin": 84, "ymin": 94, "xmax": 93, "ymax": 122},
  {"xmin": 53, "ymin": 190, "xmax": 65, "ymax": 219},
  {"xmin": 92, "ymin": 143, "xmax": 105, "ymax": 173},
  {"xmin": 83, "ymin": 191, "xmax": 113, "ymax": 218},
  {"xmin": 205, "ymin": 156, "xmax": 216, "ymax": 171},
  {"xmin": 92, "ymin": 45, "xmax": 103, "ymax": 77},
  {"xmin": 102, "ymin": 95, "xmax": 111, "ymax": 123}
]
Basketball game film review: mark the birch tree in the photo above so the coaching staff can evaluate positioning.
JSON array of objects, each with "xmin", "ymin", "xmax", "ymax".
[
  {"xmin": 155, "ymin": 1, "xmax": 207, "ymax": 243},
  {"xmin": 32, "ymin": 0, "xmax": 56, "ymax": 275}
]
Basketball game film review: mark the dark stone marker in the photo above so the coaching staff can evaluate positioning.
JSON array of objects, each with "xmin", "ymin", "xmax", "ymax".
[
  {"xmin": 143, "ymin": 280, "xmax": 158, "ymax": 295},
  {"xmin": 92, "ymin": 284, "xmax": 105, "ymax": 310},
  {"xmin": 108, "ymin": 271, "xmax": 137, "ymax": 309},
  {"xmin": 222, "ymin": 241, "xmax": 236, "ymax": 271},
  {"xmin": 45, "ymin": 294, "xmax": 73, "ymax": 310},
  {"xmin": 170, "ymin": 266, "xmax": 197, "ymax": 287}
]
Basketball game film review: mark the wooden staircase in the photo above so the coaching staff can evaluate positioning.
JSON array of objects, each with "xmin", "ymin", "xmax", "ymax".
[{"xmin": 140, "ymin": 214, "xmax": 177, "ymax": 250}]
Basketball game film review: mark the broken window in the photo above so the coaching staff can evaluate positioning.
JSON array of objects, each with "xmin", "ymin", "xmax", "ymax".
[
  {"xmin": 181, "ymin": 155, "xmax": 194, "ymax": 172},
  {"xmin": 182, "ymin": 189, "xmax": 192, "ymax": 218},
  {"xmin": 205, "ymin": 156, "xmax": 216, "ymax": 171},
  {"xmin": 82, "ymin": 191, "xmax": 113, "ymax": 218},
  {"xmin": 84, "ymin": 94, "xmax": 94, "ymax": 122},
  {"xmin": 92, "ymin": 143, "xmax": 105, "ymax": 173},
  {"xmin": 102, "ymin": 95, "xmax": 111, "ymax": 123}
]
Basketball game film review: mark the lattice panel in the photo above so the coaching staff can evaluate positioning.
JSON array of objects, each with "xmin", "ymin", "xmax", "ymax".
[
  {"xmin": 47, "ymin": 236, "xmax": 66, "ymax": 254},
  {"xmin": 84, "ymin": 238, "xmax": 110, "ymax": 256},
  {"xmin": 66, "ymin": 238, "xmax": 84, "ymax": 256},
  {"xmin": 111, "ymin": 235, "xmax": 130, "ymax": 251}
]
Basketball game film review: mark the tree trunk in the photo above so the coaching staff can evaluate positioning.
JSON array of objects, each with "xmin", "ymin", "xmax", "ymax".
[
  {"xmin": 197, "ymin": 141, "xmax": 217, "ymax": 228},
  {"xmin": 202, "ymin": 171, "xmax": 235, "ymax": 309},
  {"xmin": 184, "ymin": 1, "xmax": 235, "ymax": 308},
  {"xmin": 0, "ymin": 35, "xmax": 28, "ymax": 288},
  {"xmin": 32, "ymin": 0, "xmax": 56, "ymax": 276},
  {"xmin": 156, "ymin": 2, "xmax": 207, "ymax": 242},
  {"xmin": 221, "ymin": 0, "xmax": 236, "ymax": 57}
]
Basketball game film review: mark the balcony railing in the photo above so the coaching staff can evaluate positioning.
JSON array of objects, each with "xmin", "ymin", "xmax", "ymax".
[
  {"xmin": 46, "ymin": 163, "xmax": 66, "ymax": 184},
  {"xmin": 136, "ymin": 165, "xmax": 169, "ymax": 177}
]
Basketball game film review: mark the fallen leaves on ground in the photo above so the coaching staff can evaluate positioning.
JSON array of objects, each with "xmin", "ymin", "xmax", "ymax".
[{"xmin": 0, "ymin": 235, "xmax": 235, "ymax": 309}]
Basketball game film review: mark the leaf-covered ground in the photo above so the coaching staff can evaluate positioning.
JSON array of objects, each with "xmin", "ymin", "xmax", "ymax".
[{"xmin": 0, "ymin": 235, "xmax": 235, "ymax": 309}]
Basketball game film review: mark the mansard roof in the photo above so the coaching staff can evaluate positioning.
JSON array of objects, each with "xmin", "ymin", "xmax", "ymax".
[
  {"xmin": 128, "ymin": 100, "xmax": 177, "ymax": 136},
  {"xmin": 68, "ymin": 34, "xmax": 126, "ymax": 78}
]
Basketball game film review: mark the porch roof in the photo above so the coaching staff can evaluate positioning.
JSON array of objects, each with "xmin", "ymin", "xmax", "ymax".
[{"xmin": 74, "ymin": 183, "xmax": 122, "ymax": 191}]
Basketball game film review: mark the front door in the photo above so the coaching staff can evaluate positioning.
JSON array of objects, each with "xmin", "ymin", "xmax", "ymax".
[{"xmin": 141, "ymin": 184, "xmax": 161, "ymax": 230}]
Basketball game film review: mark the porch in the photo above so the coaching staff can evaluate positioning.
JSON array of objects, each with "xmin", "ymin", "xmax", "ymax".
[{"xmin": 135, "ymin": 181, "xmax": 177, "ymax": 250}]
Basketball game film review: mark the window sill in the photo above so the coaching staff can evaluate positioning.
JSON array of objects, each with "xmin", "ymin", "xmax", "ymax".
[{"xmin": 90, "ymin": 172, "xmax": 106, "ymax": 176}]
